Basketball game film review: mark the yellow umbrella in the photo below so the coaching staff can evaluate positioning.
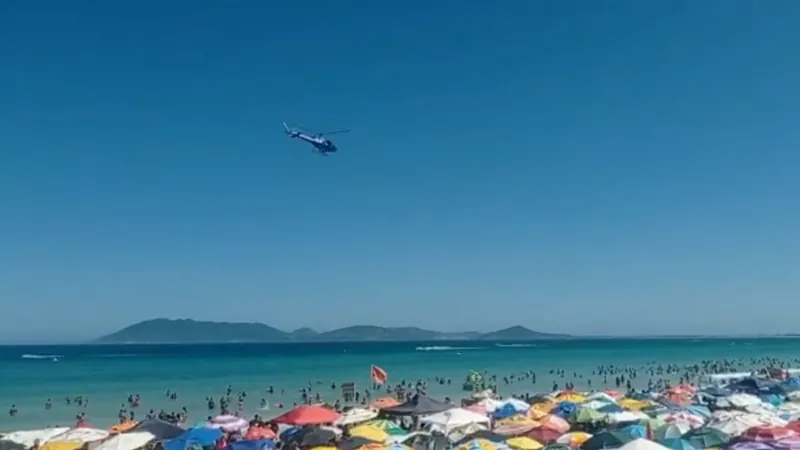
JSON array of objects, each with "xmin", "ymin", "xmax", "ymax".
[
  {"xmin": 527, "ymin": 408, "xmax": 549, "ymax": 420},
  {"xmin": 619, "ymin": 399, "xmax": 649, "ymax": 410},
  {"xmin": 555, "ymin": 392, "xmax": 586, "ymax": 403},
  {"xmin": 309, "ymin": 447, "xmax": 338, "ymax": 450},
  {"xmin": 555, "ymin": 432, "xmax": 592, "ymax": 447},
  {"xmin": 39, "ymin": 442, "xmax": 83, "ymax": 450},
  {"xmin": 456, "ymin": 439, "xmax": 503, "ymax": 450},
  {"xmin": 349, "ymin": 425, "xmax": 389, "ymax": 442},
  {"xmin": 506, "ymin": 437, "xmax": 544, "ymax": 450}
]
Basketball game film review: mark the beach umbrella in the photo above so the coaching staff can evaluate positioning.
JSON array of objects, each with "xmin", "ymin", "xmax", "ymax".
[
  {"xmin": 349, "ymin": 425, "xmax": 389, "ymax": 443},
  {"xmin": 457, "ymin": 439, "xmax": 511, "ymax": 450},
  {"xmin": 336, "ymin": 408, "xmax": 379, "ymax": 426},
  {"xmin": 421, "ymin": 408, "xmax": 491, "ymax": 433},
  {"xmin": 556, "ymin": 393, "xmax": 586, "ymax": 403},
  {"xmin": 529, "ymin": 409, "xmax": 550, "ymax": 420},
  {"xmin": 109, "ymin": 422, "xmax": 138, "ymax": 434},
  {"xmin": 338, "ymin": 437, "xmax": 381, "ymax": 450},
  {"xmin": 573, "ymin": 408, "xmax": 605, "ymax": 424},
  {"xmin": 639, "ymin": 418, "xmax": 667, "ymax": 431},
  {"xmin": 659, "ymin": 439, "xmax": 697, "ymax": 450},
  {"xmin": 373, "ymin": 397, "xmax": 402, "ymax": 409},
  {"xmin": 585, "ymin": 393, "xmax": 617, "ymax": 405},
  {"xmin": 506, "ymin": 437, "xmax": 544, "ymax": 450},
  {"xmin": 543, "ymin": 445, "xmax": 572, "ymax": 450},
  {"xmin": 608, "ymin": 412, "xmax": 649, "ymax": 424},
  {"xmin": 273, "ymin": 405, "xmax": 342, "ymax": 425},
  {"xmin": 555, "ymin": 432, "xmax": 592, "ymax": 447},
  {"xmin": 282, "ymin": 428, "xmax": 338, "ymax": 447},
  {"xmin": 599, "ymin": 404, "xmax": 625, "ymax": 414},
  {"xmin": 366, "ymin": 420, "xmax": 406, "ymax": 436},
  {"xmin": 579, "ymin": 431, "xmax": 632, "ymax": 450},
  {"xmin": 457, "ymin": 431, "xmax": 508, "ymax": 445},
  {"xmin": 245, "ymin": 428, "xmax": 276, "ymax": 440},
  {"xmin": 225, "ymin": 441, "xmax": 275, "ymax": 450},
  {"xmin": 37, "ymin": 443, "xmax": 82, "ymax": 450},
  {"xmin": 539, "ymin": 416, "xmax": 571, "ymax": 434},
  {"xmin": 707, "ymin": 416, "xmax": 760, "ymax": 436},
  {"xmin": 620, "ymin": 425, "xmax": 647, "ymax": 439},
  {"xmin": 528, "ymin": 428, "xmax": 563, "ymax": 445},
  {"xmin": 620, "ymin": 400, "xmax": 649, "ymax": 411},
  {"xmin": 681, "ymin": 428, "xmax": 730, "ymax": 448},
  {"xmin": 773, "ymin": 437, "xmax": 800, "ymax": 450},
  {"xmin": 554, "ymin": 403, "xmax": 578, "ymax": 418},
  {"xmin": 741, "ymin": 426, "xmax": 797, "ymax": 442},
  {"xmin": 654, "ymin": 424, "xmax": 691, "ymax": 442},
  {"xmin": 725, "ymin": 443, "xmax": 774, "ymax": 450},
  {"xmin": 495, "ymin": 418, "xmax": 539, "ymax": 437},
  {"xmin": 661, "ymin": 413, "xmax": 705, "ymax": 430}
]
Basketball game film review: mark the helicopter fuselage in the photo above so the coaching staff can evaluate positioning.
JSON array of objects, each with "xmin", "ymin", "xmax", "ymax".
[{"xmin": 292, "ymin": 132, "xmax": 337, "ymax": 153}]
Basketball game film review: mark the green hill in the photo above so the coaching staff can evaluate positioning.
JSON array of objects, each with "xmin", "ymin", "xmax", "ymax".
[
  {"xmin": 93, "ymin": 318, "xmax": 569, "ymax": 343},
  {"xmin": 94, "ymin": 318, "xmax": 289, "ymax": 343}
]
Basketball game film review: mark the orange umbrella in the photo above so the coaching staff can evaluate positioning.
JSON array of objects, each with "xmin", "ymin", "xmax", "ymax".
[
  {"xmin": 274, "ymin": 405, "xmax": 342, "ymax": 425},
  {"xmin": 371, "ymin": 397, "xmax": 401, "ymax": 409},
  {"xmin": 109, "ymin": 421, "xmax": 137, "ymax": 433}
]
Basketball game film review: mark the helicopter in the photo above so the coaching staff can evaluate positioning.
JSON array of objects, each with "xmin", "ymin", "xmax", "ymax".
[{"xmin": 283, "ymin": 122, "xmax": 350, "ymax": 155}]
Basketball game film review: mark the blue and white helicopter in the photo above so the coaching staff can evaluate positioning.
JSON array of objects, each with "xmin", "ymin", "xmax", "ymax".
[{"xmin": 284, "ymin": 122, "xmax": 350, "ymax": 155}]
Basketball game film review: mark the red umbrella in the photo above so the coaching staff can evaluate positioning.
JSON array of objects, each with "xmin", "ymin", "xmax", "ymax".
[
  {"xmin": 273, "ymin": 405, "xmax": 342, "ymax": 425},
  {"xmin": 246, "ymin": 427, "xmax": 277, "ymax": 440},
  {"xmin": 743, "ymin": 426, "xmax": 798, "ymax": 442},
  {"xmin": 527, "ymin": 427, "xmax": 562, "ymax": 444}
]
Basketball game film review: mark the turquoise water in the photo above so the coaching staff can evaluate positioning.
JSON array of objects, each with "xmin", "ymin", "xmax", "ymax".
[{"xmin": 2, "ymin": 338, "xmax": 800, "ymax": 431}]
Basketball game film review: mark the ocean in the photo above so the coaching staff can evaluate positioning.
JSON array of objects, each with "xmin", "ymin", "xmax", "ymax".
[{"xmin": 2, "ymin": 338, "xmax": 800, "ymax": 431}]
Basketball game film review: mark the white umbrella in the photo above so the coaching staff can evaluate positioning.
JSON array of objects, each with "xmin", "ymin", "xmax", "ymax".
[
  {"xmin": 334, "ymin": 408, "xmax": 378, "ymax": 426},
  {"xmin": 707, "ymin": 414, "xmax": 762, "ymax": 436},
  {"xmin": 421, "ymin": 408, "xmax": 490, "ymax": 433},
  {"xmin": 726, "ymin": 393, "xmax": 762, "ymax": 408},
  {"xmin": 3, "ymin": 428, "xmax": 71, "ymax": 447}
]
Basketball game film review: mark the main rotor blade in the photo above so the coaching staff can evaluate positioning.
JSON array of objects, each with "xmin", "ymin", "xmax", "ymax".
[{"xmin": 319, "ymin": 129, "xmax": 350, "ymax": 136}]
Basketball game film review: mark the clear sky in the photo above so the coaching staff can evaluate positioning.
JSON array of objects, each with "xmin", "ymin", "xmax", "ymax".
[{"xmin": 2, "ymin": 1, "xmax": 800, "ymax": 343}]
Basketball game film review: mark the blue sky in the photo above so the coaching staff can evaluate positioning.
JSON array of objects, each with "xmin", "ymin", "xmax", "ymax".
[{"xmin": 2, "ymin": 1, "xmax": 800, "ymax": 342}]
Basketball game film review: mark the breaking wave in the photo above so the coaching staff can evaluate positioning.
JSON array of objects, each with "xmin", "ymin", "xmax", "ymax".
[
  {"xmin": 494, "ymin": 343, "xmax": 540, "ymax": 348},
  {"xmin": 414, "ymin": 346, "xmax": 486, "ymax": 351},
  {"xmin": 21, "ymin": 354, "xmax": 62, "ymax": 359}
]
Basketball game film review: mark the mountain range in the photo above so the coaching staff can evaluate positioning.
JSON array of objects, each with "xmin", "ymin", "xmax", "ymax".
[{"xmin": 94, "ymin": 318, "xmax": 570, "ymax": 344}]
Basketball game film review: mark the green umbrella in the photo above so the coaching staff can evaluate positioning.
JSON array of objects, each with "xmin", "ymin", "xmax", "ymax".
[
  {"xmin": 580, "ymin": 431, "xmax": 633, "ymax": 450},
  {"xmin": 682, "ymin": 428, "xmax": 730, "ymax": 449},
  {"xmin": 573, "ymin": 407, "xmax": 605, "ymax": 424}
]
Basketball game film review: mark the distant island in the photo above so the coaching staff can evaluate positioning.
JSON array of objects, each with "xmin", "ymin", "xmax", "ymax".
[{"xmin": 94, "ymin": 319, "xmax": 571, "ymax": 344}]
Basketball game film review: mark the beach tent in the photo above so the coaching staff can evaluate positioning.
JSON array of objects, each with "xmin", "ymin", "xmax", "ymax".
[
  {"xmin": 421, "ymin": 408, "xmax": 491, "ymax": 433},
  {"xmin": 164, "ymin": 427, "xmax": 223, "ymax": 450},
  {"xmin": 93, "ymin": 432, "xmax": 155, "ymax": 450},
  {"xmin": 2, "ymin": 428, "xmax": 71, "ymax": 447},
  {"xmin": 382, "ymin": 394, "xmax": 454, "ymax": 416}
]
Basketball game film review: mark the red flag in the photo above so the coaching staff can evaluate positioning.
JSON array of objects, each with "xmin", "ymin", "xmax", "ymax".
[{"xmin": 371, "ymin": 364, "xmax": 388, "ymax": 384}]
